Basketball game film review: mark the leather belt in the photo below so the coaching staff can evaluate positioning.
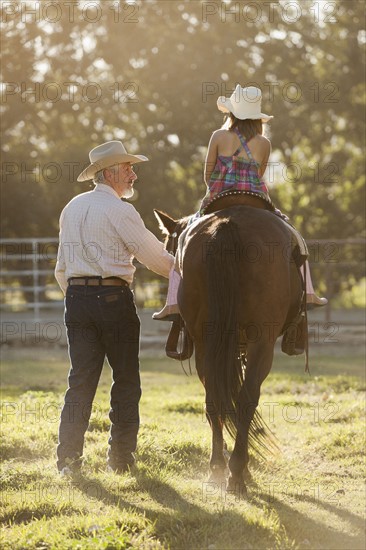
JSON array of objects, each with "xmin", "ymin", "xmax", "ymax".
[{"xmin": 68, "ymin": 277, "xmax": 129, "ymax": 288}]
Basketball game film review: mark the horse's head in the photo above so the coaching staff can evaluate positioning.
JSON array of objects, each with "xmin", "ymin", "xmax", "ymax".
[{"xmin": 154, "ymin": 210, "xmax": 190, "ymax": 255}]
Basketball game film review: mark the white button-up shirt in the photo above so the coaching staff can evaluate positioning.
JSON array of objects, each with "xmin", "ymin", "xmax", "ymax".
[{"xmin": 55, "ymin": 184, "xmax": 174, "ymax": 294}]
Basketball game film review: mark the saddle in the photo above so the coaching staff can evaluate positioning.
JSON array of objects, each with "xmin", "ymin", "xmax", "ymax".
[{"xmin": 202, "ymin": 189, "xmax": 275, "ymax": 216}]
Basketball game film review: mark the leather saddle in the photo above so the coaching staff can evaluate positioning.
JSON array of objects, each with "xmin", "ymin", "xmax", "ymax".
[{"xmin": 202, "ymin": 189, "xmax": 275, "ymax": 215}]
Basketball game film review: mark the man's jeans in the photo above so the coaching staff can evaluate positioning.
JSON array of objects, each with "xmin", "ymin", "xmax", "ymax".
[{"xmin": 57, "ymin": 285, "xmax": 141, "ymax": 471}]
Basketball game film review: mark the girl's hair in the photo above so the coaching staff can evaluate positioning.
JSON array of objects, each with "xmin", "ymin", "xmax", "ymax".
[{"xmin": 224, "ymin": 113, "xmax": 264, "ymax": 141}]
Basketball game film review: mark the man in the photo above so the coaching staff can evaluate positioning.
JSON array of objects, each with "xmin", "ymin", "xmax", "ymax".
[{"xmin": 55, "ymin": 140, "xmax": 174, "ymax": 475}]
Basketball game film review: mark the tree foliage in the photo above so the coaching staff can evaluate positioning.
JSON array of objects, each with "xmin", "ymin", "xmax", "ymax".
[{"xmin": 1, "ymin": 0, "xmax": 365, "ymax": 249}]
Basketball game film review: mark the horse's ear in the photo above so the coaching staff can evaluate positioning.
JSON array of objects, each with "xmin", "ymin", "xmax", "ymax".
[{"xmin": 154, "ymin": 209, "xmax": 177, "ymax": 235}]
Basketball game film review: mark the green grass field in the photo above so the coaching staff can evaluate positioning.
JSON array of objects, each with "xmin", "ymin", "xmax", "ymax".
[{"xmin": 0, "ymin": 346, "xmax": 365, "ymax": 550}]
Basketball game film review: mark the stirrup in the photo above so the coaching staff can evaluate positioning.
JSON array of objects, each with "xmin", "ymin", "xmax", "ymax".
[
  {"xmin": 281, "ymin": 314, "xmax": 306, "ymax": 356},
  {"xmin": 166, "ymin": 318, "xmax": 194, "ymax": 361}
]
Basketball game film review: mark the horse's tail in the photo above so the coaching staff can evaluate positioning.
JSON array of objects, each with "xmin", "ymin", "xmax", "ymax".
[
  {"xmin": 204, "ymin": 218, "xmax": 277, "ymax": 457},
  {"xmin": 204, "ymin": 219, "xmax": 242, "ymax": 438}
]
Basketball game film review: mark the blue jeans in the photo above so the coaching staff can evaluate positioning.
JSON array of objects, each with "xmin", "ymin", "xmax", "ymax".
[{"xmin": 57, "ymin": 285, "xmax": 141, "ymax": 471}]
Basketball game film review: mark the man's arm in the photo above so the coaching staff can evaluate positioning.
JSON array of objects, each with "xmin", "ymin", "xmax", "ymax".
[{"xmin": 115, "ymin": 206, "xmax": 174, "ymax": 278}]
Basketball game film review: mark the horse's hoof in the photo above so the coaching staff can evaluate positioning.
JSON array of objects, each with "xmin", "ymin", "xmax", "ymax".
[{"xmin": 226, "ymin": 477, "xmax": 248, "ymax": 499}]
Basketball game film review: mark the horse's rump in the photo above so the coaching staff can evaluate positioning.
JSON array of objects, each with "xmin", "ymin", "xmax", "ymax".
[{"xmin": 180, "ymin": 207, "xmax": 302, "ymax": 332}]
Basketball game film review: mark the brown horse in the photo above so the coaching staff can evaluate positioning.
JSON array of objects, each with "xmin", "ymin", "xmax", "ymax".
[{"xmin": 155, "ymin": 204, "xmax": 305, "ymax": 497}]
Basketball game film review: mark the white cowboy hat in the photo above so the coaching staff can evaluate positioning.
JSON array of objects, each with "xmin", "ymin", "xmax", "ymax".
[
  {"xmin": 77, "ymin": 140, "xmax": 149, "ymax": 182},
  {"xmin": 217, "ymin": 85, "xmax": 273, "ymax": 122}
]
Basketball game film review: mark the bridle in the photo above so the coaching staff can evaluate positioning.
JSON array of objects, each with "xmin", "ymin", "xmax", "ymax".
[
  {"xmin": 166, "ymin": 215, "xmax": 193, "ymax": 255},
  {"xmin": 167, "ymin": 228, "xmax": 178, "ymax": 255}
]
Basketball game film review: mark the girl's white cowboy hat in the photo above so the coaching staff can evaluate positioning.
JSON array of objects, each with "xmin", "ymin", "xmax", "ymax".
[
  {"xmin": 217, "ymin": 85, "xmax": 273, "ymax": 122},
  {"xmin": 77, "ymin": 140, "xmax": 149, "ymax": 182}
]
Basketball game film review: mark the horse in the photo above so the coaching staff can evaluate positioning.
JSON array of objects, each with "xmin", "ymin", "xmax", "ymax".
[{"xmin": 155, "ymin": 198, "xmax": 306, "ymax": 497}]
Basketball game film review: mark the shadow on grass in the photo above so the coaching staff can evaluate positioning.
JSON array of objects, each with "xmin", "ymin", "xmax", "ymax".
[
  {"xmin": 252, "ymin": 490, "xmax": 365, "ymax": 550},
  {"xmin": 0, "ymin": 502, "xmax": 84, "ymax": 526},
  {"xmin": 72, "ymin": 464, "xmax": 366, "ymax": 550},
  {"xmin": 74, "ymin": 470, "xmax": 276, "ymax": 549}
]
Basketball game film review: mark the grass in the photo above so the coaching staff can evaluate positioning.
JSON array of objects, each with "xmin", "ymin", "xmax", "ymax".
[{"xmin": 0, "ymin": 346, "xmax": 365, "ymax": 549}]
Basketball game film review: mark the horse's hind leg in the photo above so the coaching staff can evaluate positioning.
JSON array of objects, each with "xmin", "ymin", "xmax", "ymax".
[
  {"xmin": 227, "ymin": 346, "xmax": 274, "ymax": 497},
  {"xmin": 205, "ymin": 390, "xmax": 227, "ymax": 485},
  {"xmin": 195, "ymin": 343, "xmax": 227, "ymax": 485}
]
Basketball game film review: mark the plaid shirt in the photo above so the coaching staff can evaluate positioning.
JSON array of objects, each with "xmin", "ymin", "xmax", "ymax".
[{"xmin": 200, "ymin": 129, "xmax": 270, "ymax": 213}]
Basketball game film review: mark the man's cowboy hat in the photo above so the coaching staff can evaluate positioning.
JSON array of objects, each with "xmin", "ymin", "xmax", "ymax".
[
  {"xmin": 77, "ymin": 140, "xmax": 149, "ymax": 182},
  {"xmin": 217, "ymin": 85, "xmax": 273, "ymax": 122}
]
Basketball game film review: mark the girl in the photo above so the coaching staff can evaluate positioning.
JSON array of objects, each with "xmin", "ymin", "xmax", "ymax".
[
  {"xmin": 153, "ymin": 85, "xmax": 327, "ymax": 320},
  {"xmin": 200, "ymin": 84, "xmax": 273, "ymax": 215}
]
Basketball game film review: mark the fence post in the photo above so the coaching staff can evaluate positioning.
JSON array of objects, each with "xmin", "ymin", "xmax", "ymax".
[
  {"xmin": 325, "ymin": 262, "xmax": 332, "ymax": 324},
  {"xmin": 32, "ymin": 239, "xmax": 40, "ymax": 322}
]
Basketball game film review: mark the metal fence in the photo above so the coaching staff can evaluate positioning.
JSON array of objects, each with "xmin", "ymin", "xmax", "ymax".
[
  {"xmin": 1, "ymin": 237, "xmax": 365, "ymax": 325},
  {"xmin": 0, "ymin": 238, "xmax": 60, "ymax": 321},
  {"xmin": 0, "ymin": 238, "xmax": 167, "ymax": 323}
]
